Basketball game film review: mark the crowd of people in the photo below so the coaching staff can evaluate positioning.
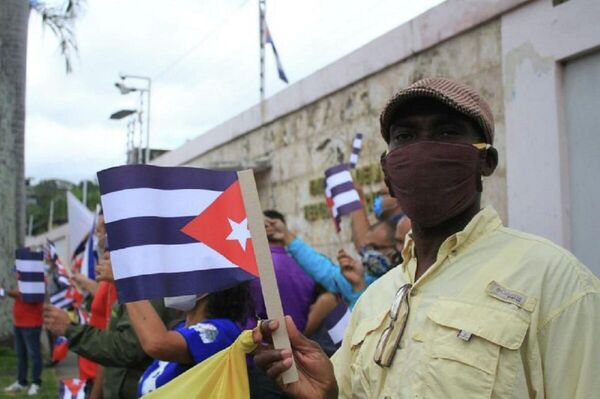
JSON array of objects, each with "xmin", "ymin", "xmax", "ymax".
[{"xmin": 2, "ymin": 78, "xmax": 599, "ymax": 398}]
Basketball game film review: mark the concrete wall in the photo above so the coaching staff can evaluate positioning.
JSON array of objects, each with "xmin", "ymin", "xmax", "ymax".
[
  {"xmin": 501, "ymin": 0, "xmax": 600, "ymax": 250},
  {"xmin": 172, "ymin": 19, "xmax": 509, "ymax": 258}
]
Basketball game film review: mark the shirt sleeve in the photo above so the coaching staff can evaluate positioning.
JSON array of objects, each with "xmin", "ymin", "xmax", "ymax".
[
  {"xmin": 287, "ymin": 237, "xmax": 364, "ymax": 307},
  {"xmin": 177, "ymin": 321, "xmax": 236, "ymax": 364},
  {"xmin": 537, "ymin": 290, "xmax": 600, "ymax": 399}
]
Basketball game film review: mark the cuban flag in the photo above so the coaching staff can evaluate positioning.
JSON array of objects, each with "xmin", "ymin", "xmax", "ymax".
[
  {"xmin": 58, "ymin": 378, "xmax": 86, "ymax": 399},
  {"xmin": 50, "ymin": 287, "xmax": 75, "ymax": 309},
  {"xmin": 264, "ymin": 23, "xmax": 288, "ymax": 84},
  {"xmin": 81, "ymin": 213, "xmax": 97, "ymax": 280},
  {"xmin": 349, "ymin": 132, "xmax": 363, "ymax": 169},
  {"xmin": 324, "ymin": 302, "xmax": 351, "ymax": 346},
  {"xmin": 324, "ymin": 164, "xmax": 362, "ymax": 232},
  {"xmin": 97, "ymin": 165, "xmax": 259, "ymax": 303},
  {"xmin": 52, "ymin": 336, "xmax": 70, "ymax": 363},
  {"xmin": 15, "ymin": 249, "xmax": 45, "ymax": 303}
]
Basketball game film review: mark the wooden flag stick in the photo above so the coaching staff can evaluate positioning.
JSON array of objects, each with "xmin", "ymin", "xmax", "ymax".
[{"xmin": 237, "ymin": 170, "xmax": 299, "ymax": 384}]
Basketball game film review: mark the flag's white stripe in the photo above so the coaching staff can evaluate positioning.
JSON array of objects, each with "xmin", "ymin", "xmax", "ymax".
[
  {"xmin": 349, "ymin": 153, "xmax": 359, "ymax": 165},
  {"xmin": 352, "ymin": 137, "xmax": 363, "ymax": 149},
  {"xmin": 110, "ymin": 242, "xmax": 239, "ymax": 280},
  {"xmin": 328, "ymin": 308, "xmax": 351, "ymax": 344},
  {"xmin": 18, "ymin": 281, "xmax": 45, "ymax": 294},
  {"xmin": 325, "ymin": 170, "xmax": 353, "ymax": 189},
  {"xmin": 15, "ymin": 260, "xmax": 45, "ymax": 273},
  {"xmin": 101, "ymin": 188, "xmax": 222, "ymax": 223},
  {"xmin": 52, "ymin": 297, "xmax": 73, "ymax": 309},
  {"xmin": 333, "ymin": 190, "xmax": 360, "ymax": 210}
]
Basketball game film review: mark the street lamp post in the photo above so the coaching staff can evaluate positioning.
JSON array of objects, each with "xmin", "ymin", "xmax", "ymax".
[{"xmin": 114, "ymin": 74, "xmax": 152, "ymax": 163}]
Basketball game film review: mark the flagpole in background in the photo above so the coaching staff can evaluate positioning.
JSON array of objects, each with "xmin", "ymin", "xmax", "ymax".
[{"xmin": 259, "ymin": 0, "xmax": 266, "ymax": 103}]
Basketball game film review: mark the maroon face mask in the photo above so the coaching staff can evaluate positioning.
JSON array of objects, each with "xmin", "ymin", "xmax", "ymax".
[{"xmin": 381, "ymin": 141, "xmax": 486, "ymax": 227}]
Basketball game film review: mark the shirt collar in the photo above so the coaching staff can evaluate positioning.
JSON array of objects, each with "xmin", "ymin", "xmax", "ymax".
[{"xmin": 401, "ymin": 207, "xmax": 503, "ymax": 269}]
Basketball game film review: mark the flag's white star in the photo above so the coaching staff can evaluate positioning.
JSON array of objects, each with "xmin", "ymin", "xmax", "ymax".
[{"xmin": 226, "ymin": 218, "xmax": 251, "ymax": 251}]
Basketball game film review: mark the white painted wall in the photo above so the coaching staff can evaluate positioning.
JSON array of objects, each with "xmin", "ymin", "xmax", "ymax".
[
  {"xmin": 563, "ymin": 50, "xmax": 600, "ymax": 273},
  {"xmin": 502, "ymin": 0, "xmax": 600, "ymax": 248}
]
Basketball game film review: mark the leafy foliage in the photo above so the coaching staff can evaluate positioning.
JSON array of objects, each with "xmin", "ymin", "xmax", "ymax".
[
  {"xmin": 29, "ymin": 0, "xmax": 85, "ymax": 73},
  {"xmin": 26, "ymin": 179, "xmax": 100, "ymax": 236}
]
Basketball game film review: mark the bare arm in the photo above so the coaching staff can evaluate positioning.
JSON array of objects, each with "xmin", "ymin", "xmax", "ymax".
[
  {"xmin": 126, "ymin": 300, "xmax": 191, "ymax": 364},
  {"xmin": 350, "ymin": 186, "xmax": 370, "ymax": 250},
  {"xmin": 304, "ymin": 292, "xmax": 339, "ymax": 337},
  {"xmin": 70, "ymin": 273, "xmax": 99, "ymax": 294}
]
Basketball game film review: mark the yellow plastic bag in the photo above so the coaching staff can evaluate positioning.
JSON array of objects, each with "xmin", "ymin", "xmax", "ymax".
[{"xmin": 144, "ymin": 330, "xmax": 257, "ymax": 398}]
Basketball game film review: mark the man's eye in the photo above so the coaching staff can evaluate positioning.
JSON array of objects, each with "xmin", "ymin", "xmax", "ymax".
[
  {"xmin": 438, "ymin": 127, "xmax": 461, "ymax": 136},
  {"xmin": 391, "ymin": 131, "xmax": 414, "ymax": 142}
]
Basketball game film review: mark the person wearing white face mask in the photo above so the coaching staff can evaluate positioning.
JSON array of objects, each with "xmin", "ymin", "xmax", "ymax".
[{"xmin": 126, "ymin": 283, "xmax": 253, "ymax": 397}]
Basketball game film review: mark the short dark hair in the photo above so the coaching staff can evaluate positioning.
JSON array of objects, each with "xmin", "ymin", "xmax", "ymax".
[
  {"xmin": 206, "ymin": 282, "xmax": 253, "ymax": 322},
  {"xmin": 263, "ymin": 209, "xmax": 286, "ymax": 224}
]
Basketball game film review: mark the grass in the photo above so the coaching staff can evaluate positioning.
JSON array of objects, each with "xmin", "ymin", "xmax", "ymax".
[{"xmin": 0, "ymin": 346, "xmax": 58, "ymax": 399}]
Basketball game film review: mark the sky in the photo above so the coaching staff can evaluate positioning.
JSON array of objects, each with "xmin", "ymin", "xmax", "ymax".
[{"xmin": 26, "ymin": 0, "xmax": 445, "ymax": 183}]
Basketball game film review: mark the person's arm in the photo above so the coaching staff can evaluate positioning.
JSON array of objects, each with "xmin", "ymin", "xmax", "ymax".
[
  {"xmin": 6, "ymin": 288, "xmax": 19, "ymax": 299},
  {"xmin": 88, "ymin": 366, "xmax": 104, "ymax": 399},
  {"xmin": 304, "ymin": 292, "xmax": 339, "ymax": 337},
  {"xmin": 350, "ymin": 185, "xmax": 370, "ymax": 251},
  {"xmin": 70, "ymin": 273, "xmax": 99, "ymax": 295},
  {"xmin": 287, "ymin": 237, "xmax": 354, "ymax": 297},
  {"xmin": 537, "ymin": 290, "xmax": 600, "ymax": 398},
  {"xmin": 126, "ymin": 300, "xmax": 191, "ymax": 364}
]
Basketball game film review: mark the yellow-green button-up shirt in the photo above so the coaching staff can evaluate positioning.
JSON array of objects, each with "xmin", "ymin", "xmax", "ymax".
[{"xmin": 332, "ymin": 207, "xmax": 600, "ymax": 398}]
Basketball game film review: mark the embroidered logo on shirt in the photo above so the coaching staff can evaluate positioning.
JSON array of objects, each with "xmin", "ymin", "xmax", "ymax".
[
  {"xmin": 486, "ymin": 281, "xmax": 536, "ymax": 311},
  {"xmin": 189, "ymin": 323, "xmax": 219, "ymax": 343}
]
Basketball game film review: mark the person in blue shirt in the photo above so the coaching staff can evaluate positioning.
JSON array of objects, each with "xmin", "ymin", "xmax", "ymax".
[
  {"xmin": 266, "ymin": 218, "xmax": 400, "ymax": 309},
  {"xmin": 126, "ymin": 283, "xmax": 252, "ymax": 397}
]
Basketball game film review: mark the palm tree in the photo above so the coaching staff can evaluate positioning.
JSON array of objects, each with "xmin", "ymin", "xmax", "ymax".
[{"xmin": 0, "ymin": 0, "xmax": 83, "ymax": 339}]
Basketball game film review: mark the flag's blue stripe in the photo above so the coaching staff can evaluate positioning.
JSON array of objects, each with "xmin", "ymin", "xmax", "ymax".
[
  {"xmin": 19, "ymin": 272, "xmax": 45, "ymax": 282},
  {"xmin": 97, "ymin": 165, "xmax": 238, "ymax": 195},
  {"xmin": 21, "ymin": 293, "xmax": 45, "ymax": 304},
  {"xmin": 325, "ymin": 163, "xmax": 350, "ymax": 177},
  {"xmin": 15, "ymin": 249, "xmax": 44, "ymax": 261},
  {"xmin": 324, "ymin": 302, "xmax": 349, "ymax": 330},
  {"xmin": 337, "ymin": 201, "xmax": 362, "ymax": 217},
  {"xmin": 330, "ymin": 181, "xmax": 356, "ymax": 198},
  {"xmin": 116, "ymin": 268, "xmax": 255, "ymax": 303},
  {"xmin": 105, "ymin": 216, "xmax": 197, "ymax": 251}
]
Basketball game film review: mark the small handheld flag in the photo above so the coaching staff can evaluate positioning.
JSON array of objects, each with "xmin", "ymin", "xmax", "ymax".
[
  {"xmin": 15, "ymin": 248, "xmax": 45, "ymax": 303},
  {"xmin": 81, "ymin": 207, "xmax": 99, "ymax": 280},
  {"xmin": 349, "ymin": 132, "xmax": 363, "ymax": 169},
  {"xmin": 324, "ymin": 302, "xmax": 351, "ymax": 346},
  {"xmin": 50, "ymin": 287, "xmax": 75, "ymax": 309},
  {"xmin": 324, "ymin": 164, "xmax": 362, "ymax": 233},
  {"xmin": 98, "ymin": 165, "xmax": 298, "ymax": 383},
  {"xmin": 52, "ymin": 336, "xmax": 69, "ymax": 363},
  {"xmin": 58, "ymin": 378, "xmax": 86, "ymax": 399},
  {"xmin": 97, "ymin": 165, "xmax": 258, "ymax": 303}
]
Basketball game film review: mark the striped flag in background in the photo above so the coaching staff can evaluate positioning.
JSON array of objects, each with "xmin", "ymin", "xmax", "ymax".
[
  {"xmin": 50, "ymin": 287, "xmax": 75, "ymax": 309},
  {"xmin": 15, "ymin": 249, "xmax": 45, "ymax": 303},
  {"xmin": 349, "ymin": 132, "xmax": 363, "ymax": 169},
  {"xmin": 324, "ymin": 163, "xmax": 363, "ymax": 232},
  {"xmin": 97, "ymin": 165, "xmax": 259, "ymax": 303}
]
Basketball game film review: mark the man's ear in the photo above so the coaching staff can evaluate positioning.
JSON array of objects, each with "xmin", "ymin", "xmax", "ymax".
[{"xmin": 481, "ymin": 147, "xmax": 498, "ymax": 176}]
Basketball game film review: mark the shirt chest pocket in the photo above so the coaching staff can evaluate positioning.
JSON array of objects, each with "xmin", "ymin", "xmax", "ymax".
[{"xmin": 422, "ymin": 299, "xmax": 529, "ymax": 399}]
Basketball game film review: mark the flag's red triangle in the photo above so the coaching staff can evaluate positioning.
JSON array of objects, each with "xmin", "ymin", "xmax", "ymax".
[{"xmin": 181, "ymin": 180, "xmax": 259, "ymax": 277}]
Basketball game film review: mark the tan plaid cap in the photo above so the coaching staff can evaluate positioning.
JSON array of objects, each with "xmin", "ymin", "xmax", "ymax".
[{"xmin": 379, "ymin": 78, "xmax": 495, "ymax": 144}]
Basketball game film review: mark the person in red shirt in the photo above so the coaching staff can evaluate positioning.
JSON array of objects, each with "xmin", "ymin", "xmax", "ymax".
[{"xmin": 2, "ymin": 288, "xmax": 44, "ymax": 396}]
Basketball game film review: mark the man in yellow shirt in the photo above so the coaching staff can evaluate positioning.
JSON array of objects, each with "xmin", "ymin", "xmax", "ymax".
[{"xmin": 253, "ymin": 78, "xmax": 600, "ymax": 398}]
